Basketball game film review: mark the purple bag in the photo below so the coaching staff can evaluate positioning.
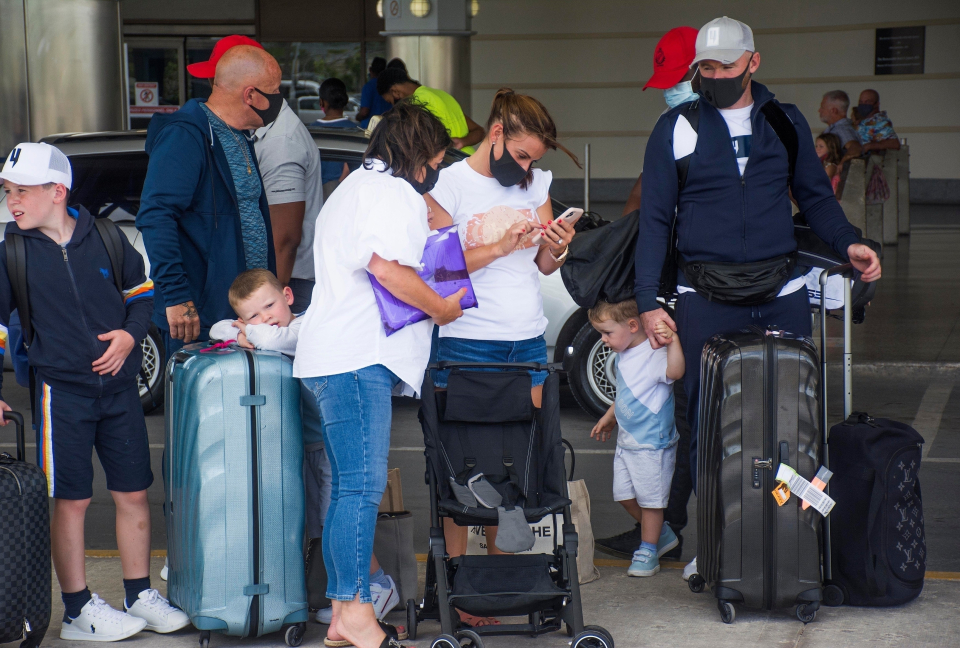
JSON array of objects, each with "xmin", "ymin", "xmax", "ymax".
[{"xmin": 368, "ymin": 225, "xmax": 478, "ymax": 336}]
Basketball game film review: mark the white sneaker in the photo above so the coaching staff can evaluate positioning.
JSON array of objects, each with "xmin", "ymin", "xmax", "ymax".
[
  {"xmin": 60, "ymin": 594, "xmax": 147, "ymax": 642},
  {"xmin": 125, "ymin": 589, "xmax": 191, "ymax": 633},
  {"xmin": 160, "ymin": 557, "xmax": 168, "ymax": 582},
  {"xmin": 315, "ymin": 606, "xmax": 332, "ymax": 624},
  {"xmin": 371, "ymin": 576, "xmax": 400, "ymax": 621},
  {"xmin": 683, "ymin": 556, "xmax": 698, "ymax": 582}
]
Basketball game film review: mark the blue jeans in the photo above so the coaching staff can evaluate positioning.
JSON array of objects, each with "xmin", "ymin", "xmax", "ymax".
[
  {"xmin": 433, "ymin": 335, "xmax": 549, "ymax": 388},
  {"xmin": 675, "ymin": 288, "xmax": 812, "ymax": 492},
  {"xmin": 301, "ymin": 365, "xmax": 400, "ymax": 602}
]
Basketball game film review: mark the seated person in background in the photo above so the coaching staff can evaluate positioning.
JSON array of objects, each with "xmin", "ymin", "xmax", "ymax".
[
  {"xmin": 818, "ymin": 90, "xmax": 862, "ymax": 162},
  {"xmin": 856, "ymin": 89, "xmax": 901, "ymax": 154},
  {"xmin": 815, "ymin": 133, "xmax": 843, "ymax": 197},
  {"xmin": 311, "ymin": 78, "xmax": 358, "ymax": 200},
  {"xmin": 588, "ymin": 299, "xmax": 685, "ymax": 578},
  {"xmin": 377, "ymin": 66, "xmax": 485, "ymax": 153},
  {"xmin": 210, "ymin": 269, "xmax": 405, "ymax": 639}
]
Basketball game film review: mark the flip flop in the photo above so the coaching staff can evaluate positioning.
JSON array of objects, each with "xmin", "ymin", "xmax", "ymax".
[{"xmin": 323, "ymin": 623, "xmax": 408, "ymax": 647}]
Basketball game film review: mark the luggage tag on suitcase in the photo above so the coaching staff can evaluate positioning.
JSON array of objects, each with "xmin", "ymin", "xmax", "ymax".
[
  {"xmin": 772, "ymin": 481, "xmax": 792, "ymax": 506},
  {"xmin": 775, "ymin": 464, "xmax": 836, "ymax": 516}
]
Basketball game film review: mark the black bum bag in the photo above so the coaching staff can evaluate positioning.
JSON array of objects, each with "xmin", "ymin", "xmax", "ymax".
[{"xmin": 679, "ymin": 252, "xmax": 798, "ymax": 306}]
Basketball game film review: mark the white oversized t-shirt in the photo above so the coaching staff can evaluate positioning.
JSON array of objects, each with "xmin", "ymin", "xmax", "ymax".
[
  {"xmin": 429, "ymin": 160, "xmax": 552, "ymax": 341},
  {"xmin": 293, "ymin": 161, "xmax": 433, "ymax": 396}
]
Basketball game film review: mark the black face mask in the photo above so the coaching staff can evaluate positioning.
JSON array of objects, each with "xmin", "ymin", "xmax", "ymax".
[
  {"xmin": 251, "ymin": 88, "xmax": 284, "ymax": 127},
  {"xmin": 856, "ymin": 103, "xmax": 875, "ymax": 119},
  {"xmin": 698, "ymin": 67, "xmax": 751, "ymax": 109},
  {"xmin": 407, "ymin": 163, "xmax": 440, "ymax": 195},
  {"xmin": 489, "ymin": 140, "xmax": 528, "ymax": 187}
]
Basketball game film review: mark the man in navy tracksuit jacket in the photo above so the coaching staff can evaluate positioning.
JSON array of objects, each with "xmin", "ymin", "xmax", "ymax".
[
  {"xmin": 137, "ymin": 45, "xmax": 282, "ymax": 361},
  {"xmin": 635, "ymin": 18, "xmax": 882, "ymax": 493}
]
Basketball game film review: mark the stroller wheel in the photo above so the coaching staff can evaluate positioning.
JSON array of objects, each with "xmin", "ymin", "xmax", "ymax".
[
  {"xmin": 572, "ymin": 627, "xmax": 614, "ymax": 648},
  {"xmin": 431, "ymin": 634, "xmax": 461, "ymax": 648},
  {"xmin": 455, "ymin": 629, "xmax": 484, "ymax": 647},
  {"xmin": 406, "ymin": 599, "xmax": 418, "ymax": 640}
]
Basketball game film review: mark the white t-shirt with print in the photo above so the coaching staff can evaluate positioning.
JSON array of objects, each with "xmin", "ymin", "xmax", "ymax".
[
  {"xmin": 293, "ymin": 160, "xmax": 433, "ymax": 397},
  {"xmin": 429, "ymin": 160, "xmax": 552, "ymax": 341}
]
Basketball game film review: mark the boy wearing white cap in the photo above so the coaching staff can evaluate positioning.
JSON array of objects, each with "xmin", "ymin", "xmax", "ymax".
[{"xmin": 0, "ymin": 143, "xmax": 188, "ymax": 641}]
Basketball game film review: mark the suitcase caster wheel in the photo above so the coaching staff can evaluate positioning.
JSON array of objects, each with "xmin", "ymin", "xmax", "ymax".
[
  {"xmin": 406, "ymin": 598, "xmax": 418, "ymax": 641},
  {"xmin": 284, "ymin": 623, "xmax": 305, "ymax": 647},
  {"xmin": 823, "ymin": 584, "xmax": 845, "ymax": 607},
  {"xmin": 199, "ymin": 630, "xmax": 211, "ymax": 648},
  {"xmin": 431, "ymin": 634, "xmax": 461, "ymax": 648},
  {"xmin": 796, "ymin": 604, "xmax": 817, "ymax": 624},
  {"xmin": 718, "ymin": 601, "xmax": 736, "ymax": 624},
  {"xmin": 688, "ymin": 573, "xmax": 705, "ymax": 593},
  {"xmin": 572, "ymin": 626, "xmax": 614, "ymax": 648},
  {"xmin": 456, "ymin": 629, "xmax": 484, "ymax": 647}
]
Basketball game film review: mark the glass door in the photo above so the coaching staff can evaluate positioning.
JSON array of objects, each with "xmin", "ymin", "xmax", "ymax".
[{"xmin": 125, "ymin": 38, "xmax": 184, "ymax": 130}]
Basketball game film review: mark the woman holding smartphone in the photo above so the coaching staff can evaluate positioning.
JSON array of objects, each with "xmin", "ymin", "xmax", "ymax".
[{"xmin": 425, "ymin": 88, "xmax": 579, "ymax": 627}]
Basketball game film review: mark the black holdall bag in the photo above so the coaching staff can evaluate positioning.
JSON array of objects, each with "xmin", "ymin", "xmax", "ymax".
[
  {"xmin": 827, "ymin": 413, "xmax": 925, "ymax": 606},
  {"xmin": 560, "ymin": 209, "xmax": 638, "ymax": 308}
]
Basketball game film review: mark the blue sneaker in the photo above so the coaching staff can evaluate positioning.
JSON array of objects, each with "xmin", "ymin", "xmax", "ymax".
[
  {"xmin": 628, "ymin": 546, "xmax": 660, "ymax": 577},
  {"xmin": 657, "ymin": 524, "xmax": 680, "ymax": 558}
]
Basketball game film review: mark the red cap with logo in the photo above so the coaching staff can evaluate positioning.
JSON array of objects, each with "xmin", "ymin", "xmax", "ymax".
[
  {"xmin": 643, "ymin": 26, "xmax": 698, "ymax": 90},
  {"xmin": 187, "ymin": 35, "xmax": 264, "ymax": 79}
]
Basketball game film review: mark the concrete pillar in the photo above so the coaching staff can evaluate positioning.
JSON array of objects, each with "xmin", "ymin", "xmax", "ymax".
[
  {"xmin": 864, "ymin": 155, "xmax": 884, "ymax": 243},
  {"xmin": 882, "ymin": 151, "xmax": 899, "ymax": 246},
  {"xmin": 382, "ymin": 0, "xmax": 473, "ymax": 112},
  {"xmin": 898, "ymin": 143, "xmax": 911, "ymax": 235},
  {"xmin": 839, "ymin": 158, "xmax": 867, "ymax": 234},
  {"xmin": 0, "ymin": 0, "xmax": 123, "ymax": 155}
]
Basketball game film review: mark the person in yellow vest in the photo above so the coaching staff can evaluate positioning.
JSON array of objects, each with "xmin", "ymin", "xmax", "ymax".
[{"xmin": 377, "ymin": 67, "xmax": 485, "ymax": 154}]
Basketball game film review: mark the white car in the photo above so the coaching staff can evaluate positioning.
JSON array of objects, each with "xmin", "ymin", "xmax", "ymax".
[{"xmin": 0, "ymin": 131, "xmax": 616, "ymax": 417}]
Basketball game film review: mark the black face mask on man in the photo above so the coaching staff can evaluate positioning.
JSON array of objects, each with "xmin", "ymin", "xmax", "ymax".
[
  {"xmin": 251, "ymin": 88, "xmax": 284, "ymax": 126},
  {"xmin": 489, "ymin": 139, "xmax": 528, "ymax": 187},
  {"xmin": 406, "ymin": 163, "xmax": 440, "ymax": 195},
  {"xmin": 698, "ymin": 65, "xmax": 751, "ymax": 110}
]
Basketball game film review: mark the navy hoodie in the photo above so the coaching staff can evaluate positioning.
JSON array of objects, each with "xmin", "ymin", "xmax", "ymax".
[
  {"xmin": 137, "ymin": 99, "xmax": 276, "ymax": 337},
  {"xmin": 0, "ymin": 206, "xmax": 153, "ymax": 400},
  {"xmin": 635, "ymin": 81, "xmax": 861, "ymax": 313}
]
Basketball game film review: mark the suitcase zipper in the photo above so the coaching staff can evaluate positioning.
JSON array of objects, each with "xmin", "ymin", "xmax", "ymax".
[
  {"xmin": 0, "ymin": 465, "xmax": 22, "ymax": 494},
  {"xmin": 762, "ymin": 333, "xmax": 777, "ymax": 610},
  {"xmin": 242, "ymin": 349, "xmax": 262, "ymax": 636}
]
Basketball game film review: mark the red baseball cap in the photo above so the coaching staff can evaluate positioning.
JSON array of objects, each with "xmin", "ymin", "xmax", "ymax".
[
  {"xmin": 187, "ymin": 35, "xmax": 264, "ymax": 79},
  {"xmin": 643, "ymin": 27, "xmax": 698, "ymax": 90}
]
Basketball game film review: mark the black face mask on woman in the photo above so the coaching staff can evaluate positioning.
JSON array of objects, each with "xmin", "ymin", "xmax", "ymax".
[
  {"xmin": 251, "ymin": 88, "xmax": 284, "ymax": 126},
  {"xmin": 489, "ymin": 139, "xmax": 528, "ymax": 187},
  {"xmin": 406, "ymin": 163, "xmax": 440, "ymax": 195},
  {"xmin": 698, "ymin": 66, "xmax": 751, "ymax": 109}
]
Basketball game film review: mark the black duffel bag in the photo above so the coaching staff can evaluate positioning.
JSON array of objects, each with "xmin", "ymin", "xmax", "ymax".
[
  {"xmin": 827, "ymin": 412, "xmax": 926, "ymax": 607},
  {"xmin": 560, "ymin": 209, "xmax": 638, "ymax": 308}
]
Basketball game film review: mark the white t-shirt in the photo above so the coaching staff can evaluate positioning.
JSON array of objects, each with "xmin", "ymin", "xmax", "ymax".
[
  {"xmin": 253, "ymin": 100, "xmax": 323, "ymax": 282},
  {"xmin": 210, "ymin": 316, "xmax": 302, "ymax": 356},
  {"xmin": 613, "ymin": 340, "xmax": 676, "ymax": 450},
  {"xmin": 429, "ymin": 160, "xmax": 552, "ymax": 341},
  {"xmin": 293, "ymin": 161, "xmax": 433, "ymax": 397},
  {"xmin": 673, "ymin": 103, "xmax": 804, "ymax": 298}
]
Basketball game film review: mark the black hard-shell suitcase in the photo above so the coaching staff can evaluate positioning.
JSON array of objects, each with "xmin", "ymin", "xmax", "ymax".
[
  {"xmin": 0, "ymin": 411, "xmax": 51, "ymax": 648},
  {"xmin": 693, "ymin": 327, "xmax": 823, "ymax": 623}
]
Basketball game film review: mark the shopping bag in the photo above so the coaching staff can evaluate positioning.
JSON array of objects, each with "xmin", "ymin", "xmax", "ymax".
[
  {"xmin": 373, "ymin": 511, "xmax": 419, "ymax": 603},
  {"xmin": 379, "ymin": 468, "xmax": 404, "ymax": 513}
]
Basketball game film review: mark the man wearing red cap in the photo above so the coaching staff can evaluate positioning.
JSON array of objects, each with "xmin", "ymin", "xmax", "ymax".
[
  {"xmin": 595, "ymin": 26, "xmax": 699, "ymax": 563},
  {"xmin": 185, "ymin": 34, "xmax": 264, "ymax": 79}
]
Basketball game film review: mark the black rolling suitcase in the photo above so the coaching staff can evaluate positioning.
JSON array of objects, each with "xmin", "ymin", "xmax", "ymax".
[
  {"xmin": 0, "ymin": 411, "xmax": 51, "ymax": 648},
  {"xmin": 691, "ymin": 326, "xmax": 824, "ymax": 623}
]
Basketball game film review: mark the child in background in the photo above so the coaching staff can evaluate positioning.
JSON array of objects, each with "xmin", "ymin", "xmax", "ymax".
[
  {"xmin": 816, "ymin": 133, "xmax": 843, "ymax": 197},
  {"xmin": 588, "ymin": 299, "xmax": 685, "ymax": 577},
  {"xmin": 209, "ymin": 270, "xmax": 404, "ymax": 636}
]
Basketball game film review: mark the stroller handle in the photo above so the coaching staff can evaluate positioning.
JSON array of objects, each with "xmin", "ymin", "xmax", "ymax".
[{"xmin": 431, "ymin": 361, "xmax": 562, "ymax": 373}]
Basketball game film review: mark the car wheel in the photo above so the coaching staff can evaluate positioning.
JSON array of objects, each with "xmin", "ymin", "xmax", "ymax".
[
  {"xmin": 138, "ymin": 325, "xmax": 165, "ymax": 413},
  {"xmin": 567, "ymin": 321, "xmax": 616, "ymax": 418}
]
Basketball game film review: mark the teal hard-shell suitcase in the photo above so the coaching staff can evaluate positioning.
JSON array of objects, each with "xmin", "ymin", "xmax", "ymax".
[{"xmin": 164, "ymin": 344, "xmax": 308, "ymax": 646}]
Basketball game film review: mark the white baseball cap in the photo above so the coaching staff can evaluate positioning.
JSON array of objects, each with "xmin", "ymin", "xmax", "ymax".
[
  {"xmin": 693, "ymin": 16, "xmax": 755, "ymax": 65},
  {"xmin": 0, "ymin": 142, "xmax": 73, "ymax": 190}
]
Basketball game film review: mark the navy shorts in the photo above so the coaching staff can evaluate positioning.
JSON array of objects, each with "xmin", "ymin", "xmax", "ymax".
[
  {"xmin": 35, "ymin": 381, "xmax": 153, "ymax": 499},
  {"xmin": 432, "ymin": 335, "xmax": 549, "ymax": 388}
]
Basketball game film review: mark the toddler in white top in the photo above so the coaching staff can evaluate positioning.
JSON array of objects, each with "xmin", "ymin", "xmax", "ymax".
[{"xmin": 589, "ymin": 299, "xmax": 685, "ymax": 578}]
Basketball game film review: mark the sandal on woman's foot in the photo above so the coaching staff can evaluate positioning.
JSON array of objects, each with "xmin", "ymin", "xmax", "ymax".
[
  {"xmin": 323, "ymin": 623, "xmax": 407, "ymax": 647},
  {"xmin": 378, "ymin": 637, "xmax": 407, "ymax": 648},
  {"xmin": 457, "ymin": 609, "xmax": 500, "ymax": 627}
]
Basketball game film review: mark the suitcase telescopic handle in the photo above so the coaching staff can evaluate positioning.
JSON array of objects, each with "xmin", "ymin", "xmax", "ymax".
[{"xmin": 2, "ymin": 411, "xmax": 25, "ymax": 463}]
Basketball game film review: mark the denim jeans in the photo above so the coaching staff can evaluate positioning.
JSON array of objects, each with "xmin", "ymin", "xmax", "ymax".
[
  {"xmin": 301, "ymin": 364, "xmax": 400, "ymax": 602},
  {"xmin": 433, "ymin": 334, "xmax": 549, "ymax": 388}
]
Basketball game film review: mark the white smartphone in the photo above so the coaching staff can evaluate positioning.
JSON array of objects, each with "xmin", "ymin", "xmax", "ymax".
[{"xmin": 532, "ymin": 207, "xmax": 584, "ymax": 245}]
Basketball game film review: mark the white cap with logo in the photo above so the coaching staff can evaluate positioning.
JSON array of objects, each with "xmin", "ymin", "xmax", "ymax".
[
  {"xmin": 693, "ymin": 16, "xmax": 755, "ymax": 65},
  {"xmin": 0, "ymin": 142, "xmax": 73, "ymax": 190}
]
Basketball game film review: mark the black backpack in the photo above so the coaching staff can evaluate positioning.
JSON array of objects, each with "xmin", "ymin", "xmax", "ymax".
[
  {"xmin": 659, "ymin": 99, "xmax": 799, "ymax": 298},
  {"xmin": 827, "ymin": 413, "xmax": 926, "ymax": 606}
]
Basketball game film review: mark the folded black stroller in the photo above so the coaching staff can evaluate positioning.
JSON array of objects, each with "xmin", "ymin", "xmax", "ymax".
[{"xmin": 407, "ymin": 362, "xmax": 612, "ymax": 648}]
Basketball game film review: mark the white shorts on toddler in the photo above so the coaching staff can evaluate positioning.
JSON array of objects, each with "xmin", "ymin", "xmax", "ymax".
[{"xmin": 612, "ymin": 443, "xmax": 677, "ymax": 509}]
